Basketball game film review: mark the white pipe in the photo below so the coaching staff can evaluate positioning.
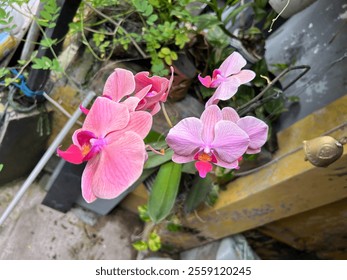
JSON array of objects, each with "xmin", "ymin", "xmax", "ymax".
[{"xmin": 0, "ymin": 91, "xmax": 95, "ymax": 226}]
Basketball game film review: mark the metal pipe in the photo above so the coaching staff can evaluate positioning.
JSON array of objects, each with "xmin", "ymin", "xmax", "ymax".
[{"xmin": 0, "ymin": 91, "xmax": 95, "ymax": 226}]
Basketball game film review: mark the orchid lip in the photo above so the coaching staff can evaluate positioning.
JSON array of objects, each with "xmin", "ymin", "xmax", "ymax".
[{"xmin": 84, "ymin": 137, "xmax": 107, "ymax": 161}]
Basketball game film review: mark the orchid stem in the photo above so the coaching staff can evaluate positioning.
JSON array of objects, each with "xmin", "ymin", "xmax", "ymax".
[{"xmin": 161, "ymin": 102, "xmax": 173, "ymax": 128}]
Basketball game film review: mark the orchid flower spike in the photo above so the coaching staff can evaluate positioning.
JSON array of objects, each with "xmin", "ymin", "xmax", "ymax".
[
  {"xmin": 57, "ymin": 97, "xmax": 152, "ymax": 203},
  {"xmin": 166, "ymin": 105, "xmax": 251, "ymax": 178},
  {"xmin": 199, "ymin": 52, "xmax": 256, "ymax": 107}
]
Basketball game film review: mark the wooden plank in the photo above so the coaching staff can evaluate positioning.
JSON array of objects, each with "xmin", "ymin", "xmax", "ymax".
[{"xmin": 258, "ymin": 198, "xmax": 347, "ymax": 260}]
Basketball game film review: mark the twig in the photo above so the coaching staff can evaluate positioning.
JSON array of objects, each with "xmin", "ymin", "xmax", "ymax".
[{"xmin": 268, "ymin": 0, "xmax": 291, "ymax": 33}]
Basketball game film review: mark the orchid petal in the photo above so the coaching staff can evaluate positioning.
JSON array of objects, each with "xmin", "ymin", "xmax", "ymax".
[
  {"xmin": 134, "ymin": 84, "xmax": 151, "ymax": 100},
  {"xmin": 214, "ymin": 156, "xmax": 240, "ymax": 169},
  {"xmin": 81, "ymin": 131, "xmax": 146, "ymax": 202},
  {"xmin": 161, "ymin": 66, "xmax": 174, "ymax": 102},
  {"xmin": 122, "ymin": 96, "xmax": 140, "ymax": 112},
  {"xmin": 198, "ymin": 74, "xmax": 212, "ymax": 88},
  {"xmin": 211, "ymin": 120, "xmax": 249, "ymax": 163},
  {"xmin": 219, "ymin": 52, "xmax": 247, "ymax": 77},
  {"xmin": 205, "ymin": 78, "xmax": 239, "ymax": 107},
  {"xmin": 200, "ymin": 105, "xmax": 222, "ymax": 145},
  {"xmin": 83, "ymin": 97, "xmax": 129, "ymax": 137},
  {"xmin": 172, "ymin": 153, "xmax": 195, "ymax": 164},
  {"xmin": 79, "ymin": 104, "xmax": 89, "ymax": 115},
  {"xmin": 149, "ymin": 102, "xmax": 161, "ymax": 115},
  {"xmin": 103, "ymin": 68, "xmax": 135, "ymax": 102},
  {"xmin": 234, "ymin": 69, "xmax": 256, "ymax": 84},
  {"xmin": 195, "ymin": 161, "xmax": 213, "ymax": 178},
  {"xmin": 222, "ymin": 107, "xmax": 240, "ymax": 123},
  {"xmin": 237, "ymin": 116, "xmax": 268, "ymax": 154},
  {"xmin": 72, "ymin": 128, "xmax": 83, "ymax": 147},
  {"xmin": 123, "ymin": 111, "xmax": 153, "ymax": 139},
  {"xmin": 57, "ymin": 144, "xmax": 83, "ymax": 164},
  {"xmin": 166, "ymin": 117, "xmax": 204, "ymax": 156}
]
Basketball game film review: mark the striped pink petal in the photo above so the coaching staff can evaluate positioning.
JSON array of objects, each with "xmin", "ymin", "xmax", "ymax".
[{"xmin": 103, "ymin": 68, "xmax": 135, "ymax": 102}]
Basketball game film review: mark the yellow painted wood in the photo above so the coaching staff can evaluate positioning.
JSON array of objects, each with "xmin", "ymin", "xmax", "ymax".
[
  {"xmin": 259, "ymin": 198, "xmax": 347, "ymax": 259},
  {"xmin": 120, "ymin": 183, "xmax": 148, "ymax": 213},
  {"xmin": 157, "ymin": 95, "xmax": 347, "ymax": 250}
]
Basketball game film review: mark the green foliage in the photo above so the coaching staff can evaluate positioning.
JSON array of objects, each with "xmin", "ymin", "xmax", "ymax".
[
  {"xmin": 138, "ymin": 205, "xmax": 151, "ymax": 222},
  {"xmin": 144, "ymin": 149, "xmax": 174, "ymax": 169},
  {"xmin": 37, "ymin": 0, "xmax": 61, "ymax": 28},
  {"xmin": 0, "ymin": 164, "xmax": 3, "ymax": 172},
  {"xmin": 132, "ymin": 240, "xmax": 148, "ymax": 251},
  {"xmin": 32, "ymin": 57, "xmax": 62, "ymax": 72},
  {"xmin": 148, "ymin": 231, "xmax": 161, "ymax": 251},
  {"xmin": 132, "ymin": 231, "xmax": 162, "ymax": 252},
  {"xmin": 148, "ymin": 161, "xmax": 182, "ymax": 223}
]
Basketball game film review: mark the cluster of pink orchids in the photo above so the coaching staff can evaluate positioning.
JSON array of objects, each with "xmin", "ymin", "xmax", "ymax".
[{"xmin": 58, "ymin": 52, "xmax": 268, "ymax": 203}]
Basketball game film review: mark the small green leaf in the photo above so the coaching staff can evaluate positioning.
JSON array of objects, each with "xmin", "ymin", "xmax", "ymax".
[
  {"xmin": 148, "ymin": 161, "xmax": 182, "ymax": 223},
  {"xmin": 132, "ymin": 240, "xmax": 148, "ymax": 251},
  {"xmin": 138, "ymin": 205, "xmax": 151, "ymax": 222},
  {"xmin": 148, "ymin": 231, "xmax": 161, "ymax": 252},
  {"xmin": 0, "ymin": 164, "xmax": 3, "ymax": 172},
  {"xmin": 144, "ymin": 149, "xmax": 173, "ymax": 169},
  {"xmin": 184, "ymin": 174, "xmax": 213, "ymax": 213}
]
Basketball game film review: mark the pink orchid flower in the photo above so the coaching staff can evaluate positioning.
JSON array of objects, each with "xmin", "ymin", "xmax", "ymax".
[
  {"xmin": 57, "ymin": 97, "xmax": 152, "ymax": 203},
  {"xmin": 199, "ymin": 52, "xmax": 256, "ymax": 107},
  {"xmin": 102, "ymin": 67, "xmax": 173, "ymax": 115},
  {"xmin": 221, "ymin": 107, "xmax": 269, "ymax": 154},
  {"xmin": 166, "ymin": 105, "xmax": 250, "ymax": 178},
  {"xmin": 133, "ymin": 67, "xmax": 174, "ymax": 115}
]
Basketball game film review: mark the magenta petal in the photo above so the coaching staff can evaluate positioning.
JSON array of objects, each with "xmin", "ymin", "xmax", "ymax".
[
  {"xmin": 211, "ymin": 120, "xmax": 249, "ymax": 163},
  {"xmin": 237, "ymin": 116, "xmax": 268, "ymax": 154},
  {"xmin": 195, "ymin": 161, "xmax": 213, "ymax": 178},
  {"xmin": 198, "ymin": 74, "xmax": 212, "ymax": 88},
  {"xmin": 76, "ymin": 130, "xmax": 96, "ymax": 146},
  {"xmin": 200, "ymin": 105, "xmax": 222, "ymax": 145},
  {"xmin": 81, "ymin": 131, "xmax": 146, "ymax": 201},
  {"xmin": 103, "ymin": 68, "xmax": 135, "ymax": 102},
  {"xmin": 83, "ymin": 97, "xmax": 130, "ymax": 137},
  {"xmin": 57, "ymin": 144, "xmax": 83, "ymax": 164},
  {"xmin": 234, "ymin": 69, "xmax": 256, "ymax": 84},
  {"xmin": 79, "ymin": 104, "xmax": 89, "ymax": 115},
  {"xmin": 219, "ymin": 52, "xmax": 247, "ymax": 77},
  {"xmin": 222, "ymin": 107, "xmax": 240, "ymax": 123},
  {"xmin": 166, "ymin": 117, "xmax": 204, "ymax": 156}
]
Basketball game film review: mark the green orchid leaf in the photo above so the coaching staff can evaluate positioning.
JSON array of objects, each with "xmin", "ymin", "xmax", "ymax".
[
  {"xmin": 144, "ymin": 149, "xmax": 173, "ymax": 169},
  {"xmin": 148, "ymin": 161, "xmax": 182, "ymax": 223}
]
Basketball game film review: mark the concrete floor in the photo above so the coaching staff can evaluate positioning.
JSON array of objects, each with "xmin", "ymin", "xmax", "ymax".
[{"xmin": 0, "ymin": 178, "xmax": 143, "ymax": 260}]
